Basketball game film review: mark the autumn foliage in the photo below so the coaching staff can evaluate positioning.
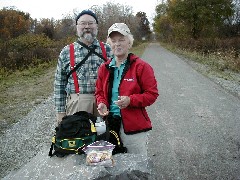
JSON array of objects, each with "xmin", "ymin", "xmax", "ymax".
[
  {"xmin": 0, "ymin": 9, "xmax": 31, "ymax": 40},
  {"xmin": 1, "ymin": 0, "xmax": 239, "ymax": 74},
  {"xmin": 0, "ymin": 4, "xmax": 151, "ymax": 74},
  {"xmin": 153, "ymin": 0, "xmax": 240, "ymax": 72}
]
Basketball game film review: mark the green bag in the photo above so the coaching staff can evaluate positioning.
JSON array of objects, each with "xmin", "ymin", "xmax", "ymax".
[{"xmin": 49, "ymin": 111, "xmax": 97, "ymax": 157}]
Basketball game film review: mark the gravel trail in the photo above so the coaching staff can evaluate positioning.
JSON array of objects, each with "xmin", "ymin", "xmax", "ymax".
[
  {"xmin": 1, "ymin": 43, "xmax": 239, "ymax": 179},
  {"xmin": 0, "ymin": 96, "xmax": 56, "ymax": 179},
  {"xmin": 145, "ymin": 43, "xmax": 240, "ymax": 179}
]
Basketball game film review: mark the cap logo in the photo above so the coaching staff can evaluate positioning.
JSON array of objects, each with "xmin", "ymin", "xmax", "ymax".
[{"xmin": 112, "ymin": 24, "xmax": 130, "ymax": 34}]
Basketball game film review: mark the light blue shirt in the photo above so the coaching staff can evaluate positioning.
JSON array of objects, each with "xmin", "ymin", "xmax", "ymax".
[{"xmin": 109, "ymin": 57, "xmax": 126, "ymax": 116}]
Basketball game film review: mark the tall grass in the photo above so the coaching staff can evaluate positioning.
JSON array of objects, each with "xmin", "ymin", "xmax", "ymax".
[{"xmin": 160, "ymin": 38, "xmax": 240, "ymax": 73}]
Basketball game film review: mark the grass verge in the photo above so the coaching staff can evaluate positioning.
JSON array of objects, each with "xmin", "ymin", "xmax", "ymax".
[
  {"xmin": 0, "ymin": 61, "xmax": 56, "ymax": 134},
  {"xmin": 160, "ymin": 42, "xmax": 240, "ymax": 82}
]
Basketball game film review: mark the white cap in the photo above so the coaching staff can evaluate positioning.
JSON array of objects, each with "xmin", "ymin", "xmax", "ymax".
[{"xmin": 108, "ymin": 23, "xmax": 132, "ymax": 37}]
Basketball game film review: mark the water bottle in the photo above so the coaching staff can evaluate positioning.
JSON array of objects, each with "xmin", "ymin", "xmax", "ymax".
[{"xmin": 95, "ymin": 117, "xmax": 106, "ymax": 135}]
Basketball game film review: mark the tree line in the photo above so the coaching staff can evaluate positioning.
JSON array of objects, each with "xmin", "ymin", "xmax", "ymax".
[
  {"xmin": 0, "ymin": 2, "xmax": 151, "ymax": 74},
  {"xmin": 0, "ymin": 0, "xmax": 239, "ymax": 74},
  {"xmin": 154, "ymin": 0, "xmax": 239, "ymax": 39},
  {"xmin": 153, "ymin": 0, "xmax": 239, "ymax": 72}
]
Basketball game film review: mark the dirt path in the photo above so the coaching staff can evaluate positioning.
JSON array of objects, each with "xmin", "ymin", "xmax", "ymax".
[{"xmin": 145, "ymin": 43, "xmax": 240, "ymax": 179}]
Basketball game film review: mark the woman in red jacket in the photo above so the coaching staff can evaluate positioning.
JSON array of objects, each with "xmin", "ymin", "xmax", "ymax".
[{"xmin": 95, "ymin": 23, "xmax": 159, "ymax": 155}]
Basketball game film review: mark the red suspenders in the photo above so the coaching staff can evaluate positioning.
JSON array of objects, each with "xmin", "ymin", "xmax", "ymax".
[
  {"xmin": 69, "ymin": 42, "xmax": 107, "ymax": 93},
  {"xmin": 99, "ymin": 41, "xmax": 107, "ymax": 60},
  {"xmin": 69, "ymin": 43, "xmax": 80, "ymax": 93}
]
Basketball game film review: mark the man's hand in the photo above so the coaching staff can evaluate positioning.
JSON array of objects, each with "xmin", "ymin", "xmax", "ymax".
[{"xmin": 56, "ymin": 113, "xmax": 66, "ymax": 124}]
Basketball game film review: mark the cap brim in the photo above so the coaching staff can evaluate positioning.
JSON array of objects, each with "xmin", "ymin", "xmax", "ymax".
[{"xmin": 108, "ymin": 28, "xmax": 128, "ymax": 37}]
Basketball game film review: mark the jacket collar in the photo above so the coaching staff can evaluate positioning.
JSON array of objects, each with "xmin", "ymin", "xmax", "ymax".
[{"xmin": 106, "ymin": 53, "xmax": 138, "ymax": 68}]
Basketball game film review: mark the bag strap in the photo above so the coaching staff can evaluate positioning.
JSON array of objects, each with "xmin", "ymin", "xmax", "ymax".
[
  {"xmin": 109, "ymin": 130, "xmax": 121, "ymax": 146},
  {"xmin": 48, "ymin": 143, "xmax": 54, "ymax": 157},
  {"xmin": 67, "ymin": 45, "xmax": 96, "ymax": 93},
  {"xmin": 67, "ymin": 41, "xmax": 108, "ymax": 82},
  {"xmin": 67, "ymin": 44, "xmax": 95, "ymax": 80},
  {"xmin": 77, "ymin": 40, "xmax": 108, "ymax": 62},
  {"xmin": 66, "ymin": 41, "xmax": 107, "ymax": 93},
  {"xmin": 48, "ymin": 136, "xmax": 56, "ymax": 157}
]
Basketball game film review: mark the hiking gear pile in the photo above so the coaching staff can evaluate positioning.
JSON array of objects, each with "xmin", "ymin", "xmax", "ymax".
[{"xmin": 49, "ymin": 111, "xmax": 127, "ymax": 157}]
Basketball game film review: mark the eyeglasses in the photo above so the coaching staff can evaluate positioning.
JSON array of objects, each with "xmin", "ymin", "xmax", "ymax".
[{"xmin": 77, "ymin": 21, "xmax": 96, "ymax": 27}]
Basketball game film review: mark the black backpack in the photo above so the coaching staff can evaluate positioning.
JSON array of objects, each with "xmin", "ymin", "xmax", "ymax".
[
  {"xmin": 48, "ymin": 111, "xmax": 97, "ymax": 157},
  {"xmin": 48, "ymin": 111, "xmax": 127, "ymax": 157}
]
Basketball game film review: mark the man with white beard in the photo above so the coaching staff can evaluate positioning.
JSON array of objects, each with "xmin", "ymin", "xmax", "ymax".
[{"xmin": 54, "ymin": 9, "xmax": 112, "ymax": 124}]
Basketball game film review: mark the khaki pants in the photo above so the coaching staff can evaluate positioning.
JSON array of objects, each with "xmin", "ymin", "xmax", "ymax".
[
  {"xmin": 120, "ymin": 122, "xmax": 148, "ymax": 156},
  {"xmin": 66, "ymin": 94, "xmax": 99, "ymax": 116}
]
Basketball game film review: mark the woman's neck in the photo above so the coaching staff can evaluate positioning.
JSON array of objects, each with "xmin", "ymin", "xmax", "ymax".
[{"xmin": 115, "ymin": 54, "xmax": 128, "ymax": 66}]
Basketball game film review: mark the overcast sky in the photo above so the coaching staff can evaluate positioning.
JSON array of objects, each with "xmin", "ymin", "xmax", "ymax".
[{"xmin": 0, "ymin": 0, "xmax": 160, "ymax": 22}]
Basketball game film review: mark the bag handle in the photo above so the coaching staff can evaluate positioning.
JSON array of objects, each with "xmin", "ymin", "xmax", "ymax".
[{"xmin": 66, "ymin": 45, "xmax": 95, "ymax": 80}]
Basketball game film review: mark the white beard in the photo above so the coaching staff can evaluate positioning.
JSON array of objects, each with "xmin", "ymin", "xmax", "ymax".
[
  {"xmin": 77, "ymin": 29, "xmax": 98, "ymax": 43},
  {"xmin": 83, "ymin": 33, "xmax": 94, "ymax": 43}
]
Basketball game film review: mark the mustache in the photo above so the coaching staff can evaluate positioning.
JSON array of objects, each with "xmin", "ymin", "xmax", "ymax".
[
  {"xmin": 77, "ymin": 28, "xmax": 97, "ymax": 41},
  {"xmin": 83, "ymin": 31, "xmax": 93, "ymax": 35},
  {"xmin": 83, "ymin": 28, "xmax": 92, "ymax": 32}
]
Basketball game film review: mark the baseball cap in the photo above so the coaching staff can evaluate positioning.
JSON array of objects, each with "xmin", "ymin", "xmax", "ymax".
[
  {"xmin": 76, "ymin": 9, "xmax": 98, "ymax": 25},
  {"xmin": 108, "ymin": 23, "xmax": 132, "ymax": 37}
]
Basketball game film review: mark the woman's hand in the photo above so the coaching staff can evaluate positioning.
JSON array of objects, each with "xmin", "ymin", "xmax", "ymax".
[
  {"xmin": 114, "ymin": 96, "xmax": 130, "ymax": 109},
  {"xmin": 97, "ymin": 103, "xmax": 109, "ymax": 116}
]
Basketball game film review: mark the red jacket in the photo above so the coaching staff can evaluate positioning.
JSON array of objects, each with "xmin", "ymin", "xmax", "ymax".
[{"xmin": 95, "ymin": 53, "xmax": 159, "ymax": 134}]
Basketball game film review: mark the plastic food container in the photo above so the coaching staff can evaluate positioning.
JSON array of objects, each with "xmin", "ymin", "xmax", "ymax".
[{"xmin": 82, "ymin": 140, "xmax": 115, "ymax": 167}]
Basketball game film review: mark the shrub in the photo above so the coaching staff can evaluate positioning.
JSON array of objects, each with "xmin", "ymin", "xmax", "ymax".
[
  {"xmin": 0, "ymin": 34, "xmax": 59, "ymax": 73},
  {"xmin": 169, "ymin": 37, "xmax": 240, "ymax": 72}
]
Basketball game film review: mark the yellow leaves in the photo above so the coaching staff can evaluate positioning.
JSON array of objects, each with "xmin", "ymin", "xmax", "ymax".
[{"xmin": 0, "ymin": 9, "xmax": 30, "ymax": 40}]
